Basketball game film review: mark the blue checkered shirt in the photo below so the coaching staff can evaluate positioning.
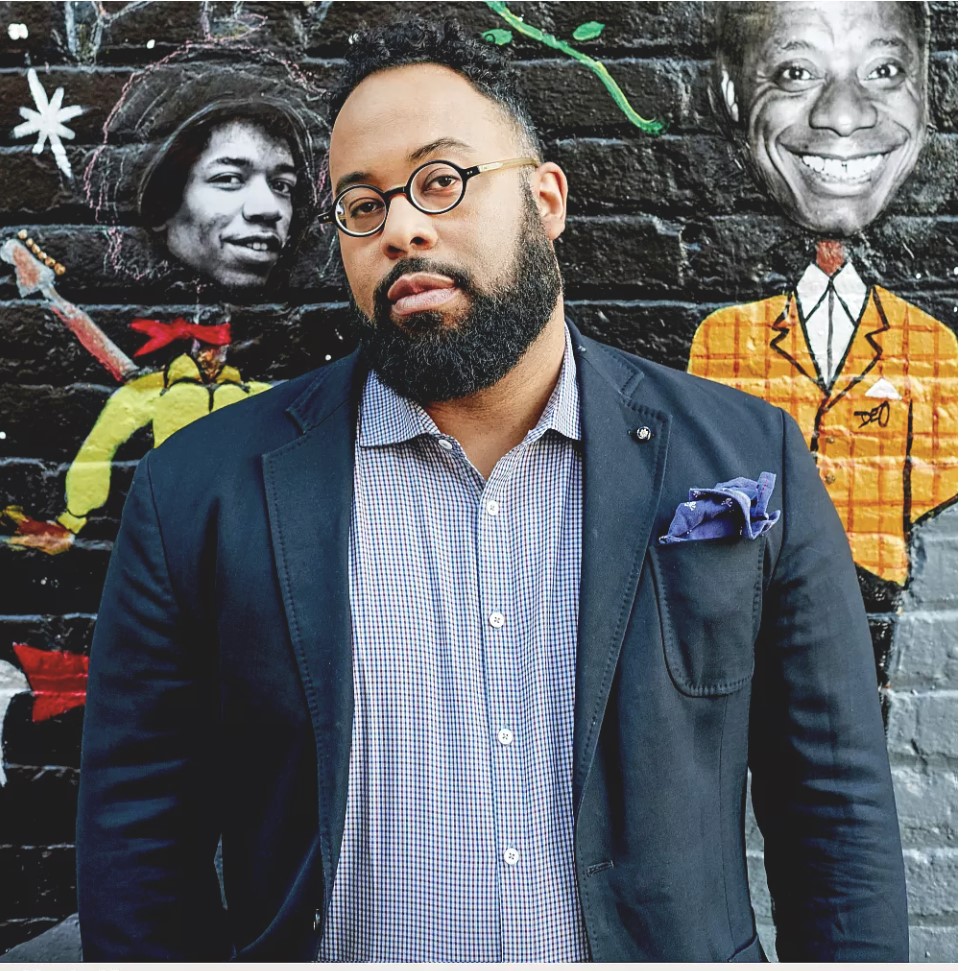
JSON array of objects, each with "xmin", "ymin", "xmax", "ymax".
[{"xmin": 318, "ymin": 329, "xmax": 589, "ymax": 961}]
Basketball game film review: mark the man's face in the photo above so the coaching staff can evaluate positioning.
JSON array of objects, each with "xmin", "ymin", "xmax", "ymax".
[
  {"xmin": 328, "ymin": 64, "xmax": 563, "ymax": 402},
  {"xmin": 738, "ymin": 1, "xmax": 926, "ymax": 236},
  {"xmin": 164, "ymin": 120, "xmax": 296, "ymax": 289}
]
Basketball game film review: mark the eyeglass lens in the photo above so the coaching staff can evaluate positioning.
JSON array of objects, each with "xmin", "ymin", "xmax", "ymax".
[{"xmin": 335, "ymin": 161, "xmax": 465, "ymax": 234}]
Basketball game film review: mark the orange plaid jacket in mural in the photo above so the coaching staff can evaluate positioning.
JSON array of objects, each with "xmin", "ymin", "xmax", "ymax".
[{"xmin": 689, "ymin": 287, "xmax": 957, "ymax": 585}]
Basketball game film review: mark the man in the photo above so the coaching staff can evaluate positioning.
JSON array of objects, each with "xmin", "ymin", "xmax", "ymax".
[
  {"xmin": 139, "ymin": 99, "xmax": 310, "ymax": 292},
  {"xmin": 689, "ymin": 1, "xmax": 957, "ymax": 588},
  {"xmin": 77, "ymin": 20, "xmax": 907, "ymax": 962}
]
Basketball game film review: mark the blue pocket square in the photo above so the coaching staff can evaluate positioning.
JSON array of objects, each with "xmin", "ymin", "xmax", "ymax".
[{"xmin": 658, "ymin": 472, "xmax": 781, "ymax": 544}]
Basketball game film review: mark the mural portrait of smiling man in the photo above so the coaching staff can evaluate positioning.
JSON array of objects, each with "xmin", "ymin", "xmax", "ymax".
[
  {"xmin": 139, "ymin": 99, "xmax": 310, "ymax": 295},
  {"xmin": 690, "ymin": 1, "xmax": 957, "ymax": 599}
]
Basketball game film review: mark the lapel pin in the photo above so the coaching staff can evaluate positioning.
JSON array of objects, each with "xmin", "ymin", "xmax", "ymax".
[{"xmin": 633, "ymin": 426, "xmax": 652, "ymax": 442}]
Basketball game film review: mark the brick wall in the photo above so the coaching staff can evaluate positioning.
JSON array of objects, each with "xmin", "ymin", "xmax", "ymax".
[{"xmin": 0, "ymin": 1, "xmax": 956, "ymax": 959}]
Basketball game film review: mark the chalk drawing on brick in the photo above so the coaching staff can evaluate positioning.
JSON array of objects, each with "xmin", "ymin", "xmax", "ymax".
[
  {"xmin": 481, "ymin": 2, "xmax": 665, "ymax": 136},
  {"xmin": 11, "ymin": 68, "xmax": 86, "ymax": 179},
  {"xmin": 62, "ymin": 0, "xmax": 324, "ymax": 63},
  {"xmin": 84, "ymin": 48, "xmax": 326, "ymax": 295},
  {"xmin": 0, "ymin": 234, "xmax": 270, "ymax": 554},
  {"xmin": 688, "ymin": 1, "xmax": 958, "ymax": 589},
  {"xmin": 1, "ymin": 53, "xmax": 328, "ymax": 555}
]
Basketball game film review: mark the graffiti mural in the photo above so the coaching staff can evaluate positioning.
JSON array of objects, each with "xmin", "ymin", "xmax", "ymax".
[
  {"xmin": 2, "ymin": 47, "xmax": 326, "ymax": 554},
  {"xmin": 0, "ymin": 1, "xmax": 956, "ymax": 962},
  {"xmin": 12, "ymin": 69, "xmax": 86, "ymax": 180},
  {"xmin": 481, "ymin": 2, "xmax": 666, "ymax": 135},
  {"xmin": 688, "ymin": 1, "xmax": 957, "ymax": 588}
]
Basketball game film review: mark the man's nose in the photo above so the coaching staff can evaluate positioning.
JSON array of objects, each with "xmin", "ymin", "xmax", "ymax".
[
  {"xmin": 379, "ymin": 194, "xmax": 439, "ymax": 259},
  {"xmin": 809, "ymin": 76, "xmax": 878, "ymax": 137},
  {"xmin": 242, "ymin": 176, "xmax": 284, "ymax": 224}
]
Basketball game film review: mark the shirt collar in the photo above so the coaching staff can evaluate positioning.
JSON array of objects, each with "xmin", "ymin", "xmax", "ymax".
[
  {"xmin": 358, "ymin": 324, "xmax": 582, "ymax": 448},
  {"xmin": 796, "ymin": 261, "xmax": 868, "ymax": 321}
]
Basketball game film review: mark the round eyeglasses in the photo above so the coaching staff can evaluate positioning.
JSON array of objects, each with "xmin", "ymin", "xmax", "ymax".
[{"xmin": 320, "ymin": 156, "xmax": 539, "ymax": 237}]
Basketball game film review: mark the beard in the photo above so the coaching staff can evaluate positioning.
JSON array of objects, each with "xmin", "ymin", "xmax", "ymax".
[{"xmin": 350, "ymin": 196, "xmax": 562, "ymax": 403}]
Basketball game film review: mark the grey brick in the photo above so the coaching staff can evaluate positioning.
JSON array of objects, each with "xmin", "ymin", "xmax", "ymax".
[
  {"xmin": 909, "ymin": 925, "xmax": 957, "ymax": 963},
  {"xmin": 756, "ymin": 923, "xmax": 776, "ymax": 962},
  {"xmin": 903, "ymin": 848, "xmax": 958, "ymax": 918},
  {"xmin": 890, "ymin": 611, "xmax": 958, "ymax": 689},
  {"xmin": 888, "ymin": 690, "xmax": 958, "ymax": 761},
  {"xmin": 905, "ymin": 506, "xmax": 959, "ymax": 609},
  {"xmin": 745, "ymin": 849, "xmax": 770, "ymax": 919},
  {"xmin": 891, "ymin": 766, "xmax": 957, "ymax": 845}
]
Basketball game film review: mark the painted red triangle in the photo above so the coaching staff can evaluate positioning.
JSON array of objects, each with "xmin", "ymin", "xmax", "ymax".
[{"xmin": 12, "ymin": 643, "xmax": 89, "ymax": 722}]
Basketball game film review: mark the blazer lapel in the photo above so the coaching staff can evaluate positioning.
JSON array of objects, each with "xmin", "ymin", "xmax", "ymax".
[
  {"xmin": 770, "ymin": 295, "xmax": 823, "ymax": 387},
  {"xmin": 262, "ymin": 354, "xmax": 363, "ymax": 881},
  {"xmin": 572, "ymin": 332, "xmax": 671, "ymax": 815}
]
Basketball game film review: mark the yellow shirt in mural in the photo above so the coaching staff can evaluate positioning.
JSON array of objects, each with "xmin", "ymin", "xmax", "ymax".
[
  {"xmin": 689, "ymin": 287, "xmax": 957, "ymax": 585},
  {"xmin": 57, "ymin": 353, "xmax": 270, "ymax": 532}
]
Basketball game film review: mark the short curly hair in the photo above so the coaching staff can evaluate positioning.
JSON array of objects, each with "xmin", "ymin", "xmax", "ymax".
[{"xmin": 328, "ymin": 19, "xmax": 542, "ymax": 159}]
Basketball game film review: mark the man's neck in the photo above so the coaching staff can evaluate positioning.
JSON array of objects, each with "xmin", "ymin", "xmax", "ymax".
[{"xmin": 423, "ymin": 306, "xmax": 567, "ymax": 479}]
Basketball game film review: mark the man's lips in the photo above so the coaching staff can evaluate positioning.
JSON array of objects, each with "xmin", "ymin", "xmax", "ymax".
[
  {"xmin": 223, "ymin": 235, "xmax": 281, "ymax": 264},
  {"xmin": 386, "ymin": 272, "xmax": 459, "ymax": 316}
]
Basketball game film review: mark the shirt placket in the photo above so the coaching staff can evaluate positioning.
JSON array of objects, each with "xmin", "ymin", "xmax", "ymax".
[{"xmin": 474, "ymin": 440, "xmax": 537, "ymax": 960}]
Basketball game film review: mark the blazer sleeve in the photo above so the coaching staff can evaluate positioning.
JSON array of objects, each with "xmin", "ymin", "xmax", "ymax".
[
  {"xmin": 749, "ymin": 408, "xmax": 909, "ymax": 962},
  {"xmin": 76, "ymin": 452, "xmax": 229, "ymax": 960}
]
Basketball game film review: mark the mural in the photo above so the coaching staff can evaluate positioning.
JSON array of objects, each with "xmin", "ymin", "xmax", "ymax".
[
  {"xmin": 12, "ymin": 69, "xmax": 86, "ymax": 180},
  {"xmin": 689, "ymin": 1, "xmax": 957, "ymax": 589},
  {"xmin": 0, "ymin": 0, "xmax": 956, "ymax": 962},
  {"xmin": 481, "ymin": 2, "xmax": 666, "ymax": 135},
  {"xmin": 2, "ymin": 47, "xmax": 326, "ymax": 554}
]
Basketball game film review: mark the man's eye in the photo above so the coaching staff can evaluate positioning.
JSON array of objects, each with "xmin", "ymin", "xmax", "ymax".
[
  {"xmin": 349, "ymin": 199, "xmax": 384, "ymax": 218},
  {"xmin": 272, "ymin": 180, "xmax": 296, "ymax": 197},
  {"xmin": 418, "ymin": 169, "xmax": 462, "ymax": 196},
  {"xmin": 209, "ymin": 173, "xmax": 244, "ymax": 187},
  {"xmin": 866, "ymin": 61, "xmax": 905, "ymax": 82},
  {"xmin": 777, "ymin": 65, "xmax": 817, "ymax": 84}
]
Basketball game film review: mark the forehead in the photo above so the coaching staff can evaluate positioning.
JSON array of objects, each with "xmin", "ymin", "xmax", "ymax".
[
  {"xmin": 747, "ymin": 1, "xmax": 921, "ymax": 60},
  {"xmin": 198, "ymin": 120, "xmax": 294, "ymax": 165},
  {"xmin": 329, "ymin": 63, "xmax": 517, "ymax": 177}
]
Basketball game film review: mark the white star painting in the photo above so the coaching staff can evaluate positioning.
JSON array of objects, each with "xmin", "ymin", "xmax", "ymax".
[{"xmin": 12, "ymin": 68, "xmax": 86, "ymax": 179}]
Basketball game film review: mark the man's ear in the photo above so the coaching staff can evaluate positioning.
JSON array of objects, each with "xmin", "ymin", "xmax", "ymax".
[
  {"xmin": 531, "ymin": 161, "xmax": 568, "ymax": 241},
  {"xmin": 720, "ymin": 67, "xmax": 740, "ymax": 123}
]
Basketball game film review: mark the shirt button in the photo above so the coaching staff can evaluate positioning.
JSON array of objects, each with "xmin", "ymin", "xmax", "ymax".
[
  {"xmin": 489, "ymin": 611, "xmax": 505, "ymax": 629},
  {"xmin": 824, "ymin": 472, "xmax": 836, "ymax": 484},
  {"xmin": 497, "ymin": 728, "xmax": 513, "ymax": 746},
  {"xmin": 485, "ymin": 499, "xmax": 500, "ymax": 516},
  {"xmin": 437, "ymin": 438, "xmax": 453, "ymax": 451},
  {"xmin": 826, "ymin": 435, "xmax": 836, "ymax": 444},
  {"xmin": 503, "ymin": 847, "xmax": 520, "ymax": 866}
]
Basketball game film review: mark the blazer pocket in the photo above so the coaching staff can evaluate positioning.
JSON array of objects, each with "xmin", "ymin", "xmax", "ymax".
[{"xmin": 652, "ymin": 537, "xmax": 765, "ymax": 697}]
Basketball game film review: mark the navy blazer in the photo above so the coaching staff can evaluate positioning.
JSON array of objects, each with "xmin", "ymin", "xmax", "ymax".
[{"xmin": 76, "ymin": 328, "xmax": 908, "ymax": 961}]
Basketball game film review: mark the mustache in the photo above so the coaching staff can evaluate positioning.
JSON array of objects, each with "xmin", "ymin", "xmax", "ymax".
[{"xmin": 372, "ymin": 258, "xmax": 477, "ymax": 319}]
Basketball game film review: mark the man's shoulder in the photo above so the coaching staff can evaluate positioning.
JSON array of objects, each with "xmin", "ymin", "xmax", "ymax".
[
  {"xmin": 874, "ymin": 286, "xmax": 958, "ymax": 342},
  {"xmin": 695, "ymin": 293, "xmax": 790, "ymax": 330}
]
